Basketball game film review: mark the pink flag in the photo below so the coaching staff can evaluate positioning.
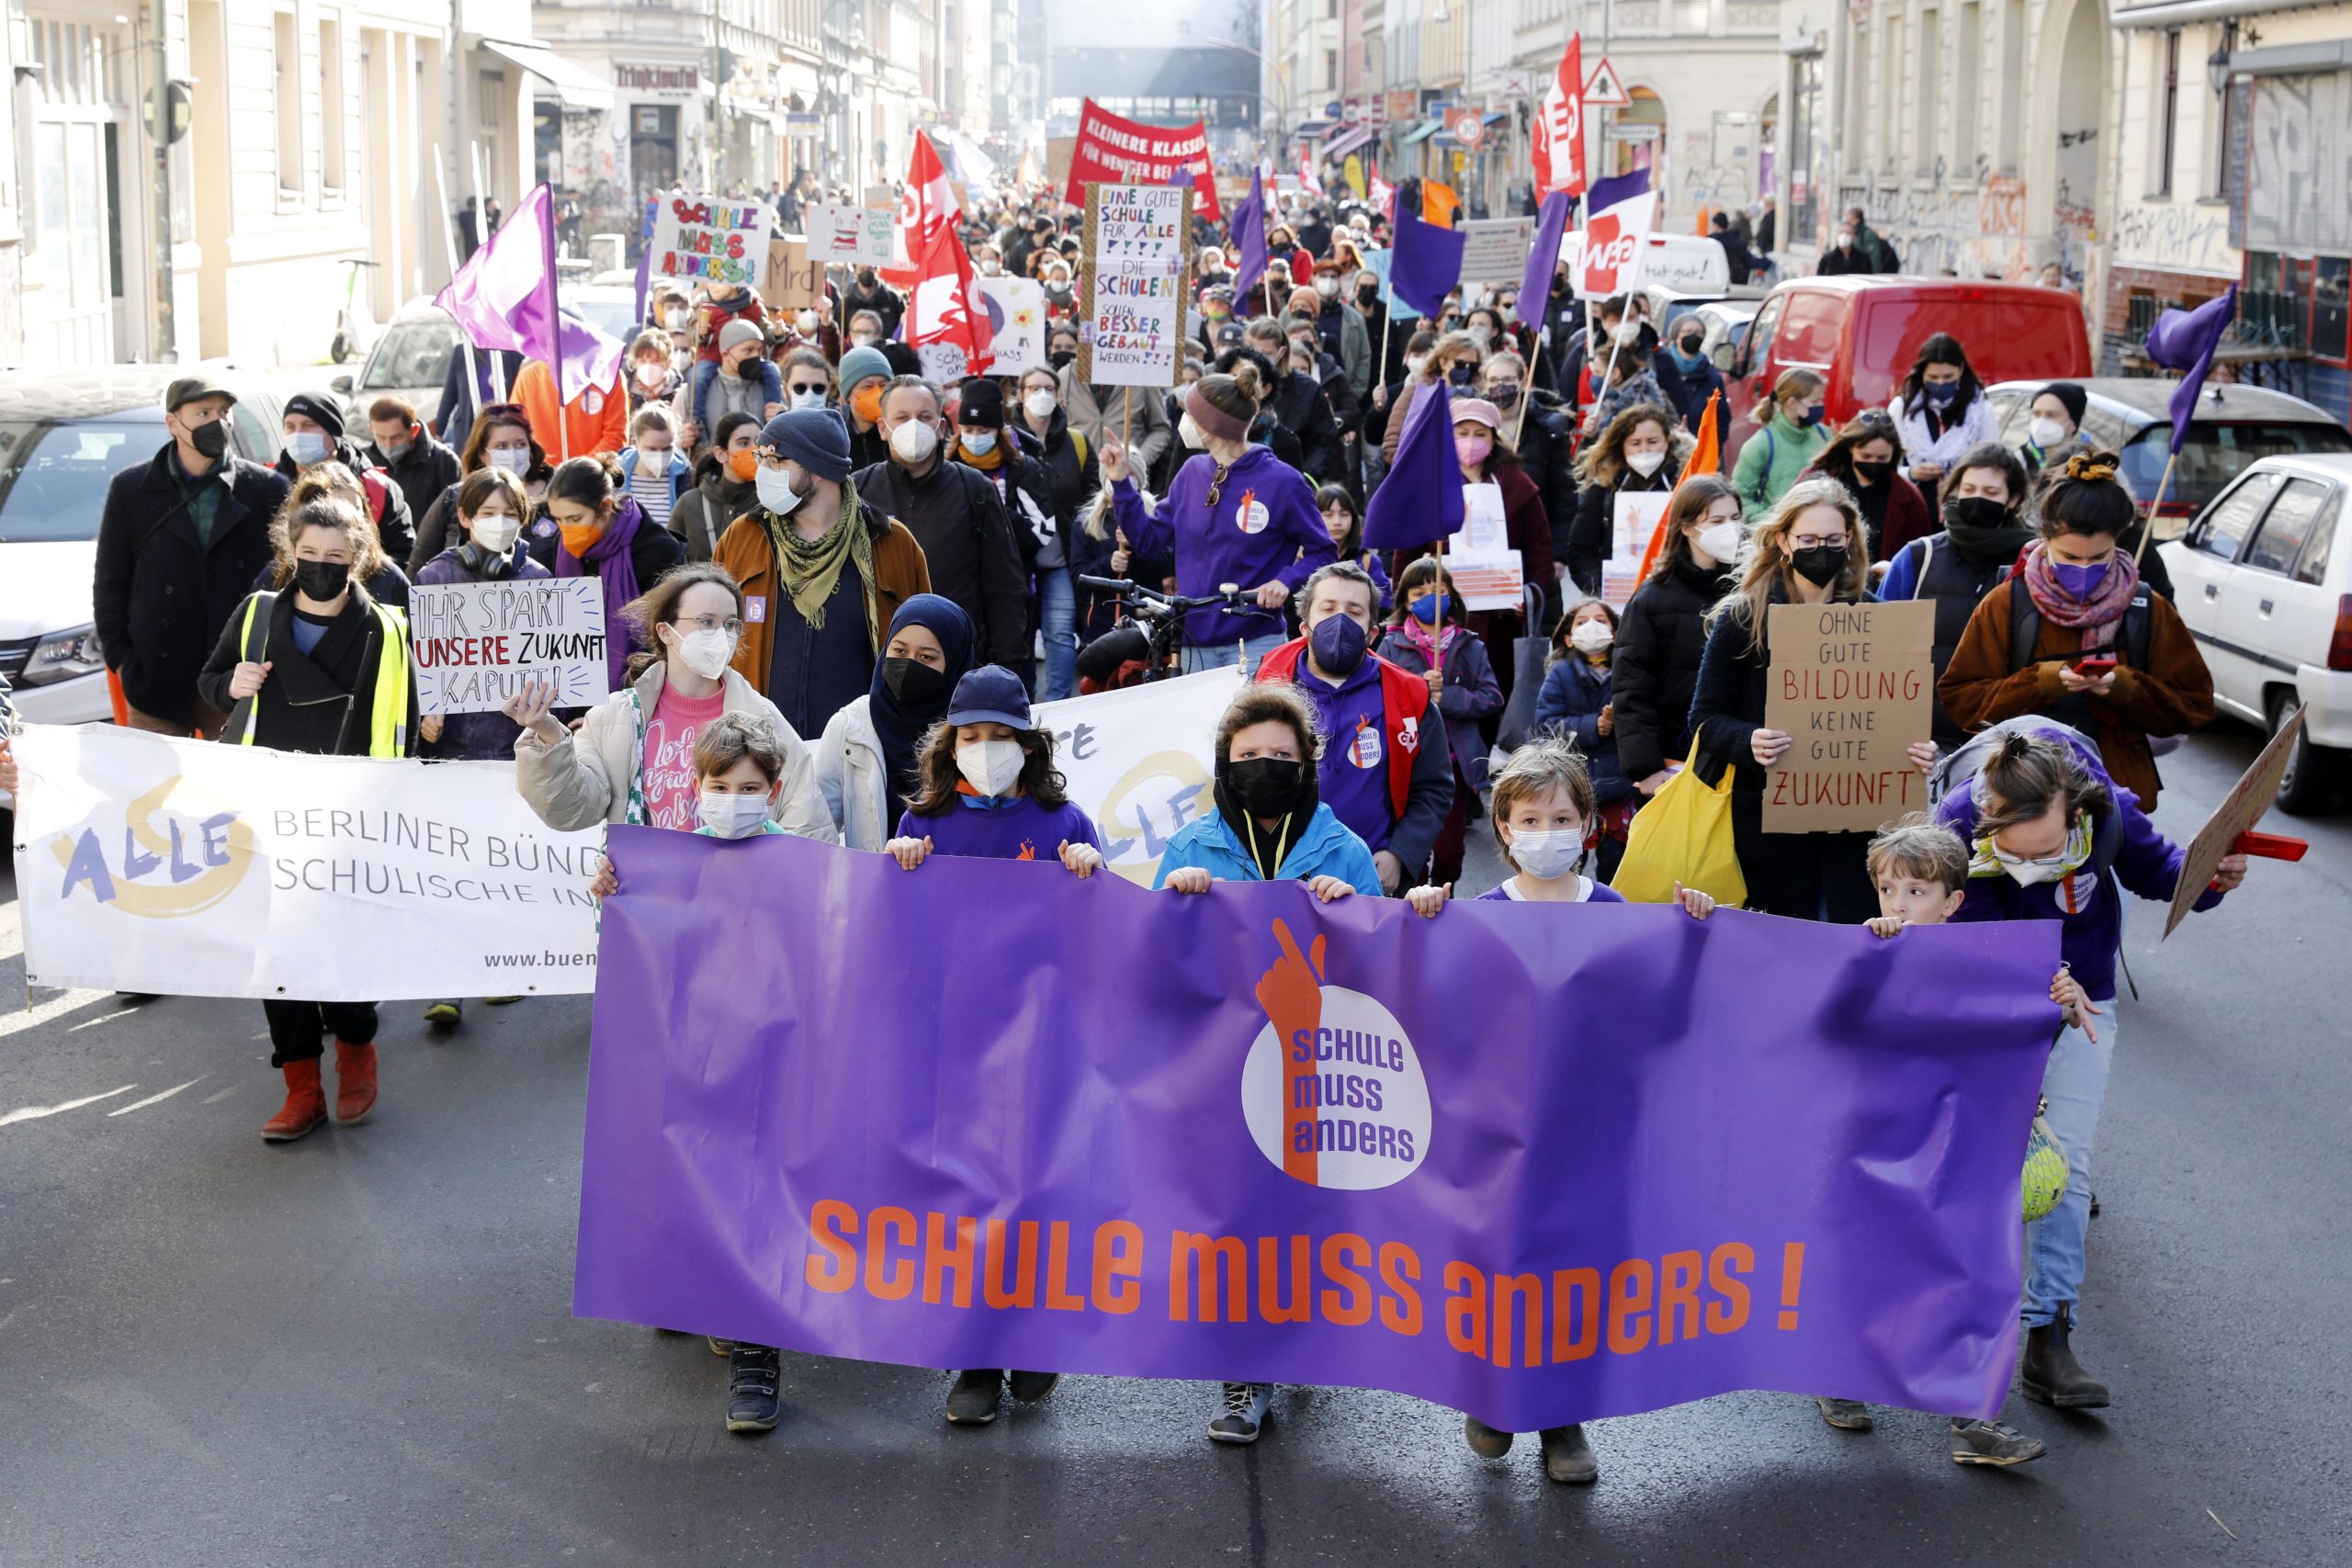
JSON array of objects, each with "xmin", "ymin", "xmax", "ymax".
[{"xmin": 435, "ymin": 182, "xmax": 622, "ymax": 402}]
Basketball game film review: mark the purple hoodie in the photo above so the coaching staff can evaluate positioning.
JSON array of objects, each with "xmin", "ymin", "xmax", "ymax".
[
  {"xmin": 1934, "ymin": 724, "xmax": 2223, "ymax": 1000},
  {"xmin": 1110, "ymin": 444, "xmax": 1334, "ymax": 647}
]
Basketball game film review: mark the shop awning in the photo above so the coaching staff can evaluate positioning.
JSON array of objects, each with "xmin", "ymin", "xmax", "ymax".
[
  {"xmin": 1293, "ymin": 118, "xmax": 1340, "ymax": 140},
  {"xmin": 1324, "ymin": 122, "xmax": 1376, "ymax": 161},
  {"xmin": 1396, "ymin": 118, "xmax": 1443, "ymax": 144},
  {"xmin": 481, "ymin": 39, "xmax": 616, "ymax": 114}
]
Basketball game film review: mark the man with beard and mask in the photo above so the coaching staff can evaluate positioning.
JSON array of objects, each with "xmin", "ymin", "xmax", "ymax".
[
  {"xmin": 1252, "ymin": 561, "xmax": 1453, "ymax": 896},
  {"xmin": 715, "ymin": 407, "xmax": 930, "ymax": 739},
  {"xmin": 856, "ymin": 378, "xmax": 1031, "ymax": 668},
  {"xmin": 1879, "ymin": 444, "xmax": 2046, "ymax": 749},
  {"xmin": 691, "ymin": 319, "xmax": 784, "ymax": 446},
  {"xmin": 275, "ymin": 390, "xmax": 415, "ymax": 567},
  {"xmin": 842, "ymin": 266, "xmax": 905, "ymax": 342},
  {"xmin": 1243, "ymin": 316, "xmax": 1347, "ymax": 485},
  {"xmin": 364, "ymin": 394, "xmax": 462, "ymax": 528},
  {"xmin": 94, "ymin": 376, "xmax": 290, "ymax": 737}
]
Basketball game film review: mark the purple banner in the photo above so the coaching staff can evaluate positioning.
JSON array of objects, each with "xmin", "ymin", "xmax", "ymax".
[{"xmin": 576, "ymin": 829, "xmax": 2058, "ymax": 1432}]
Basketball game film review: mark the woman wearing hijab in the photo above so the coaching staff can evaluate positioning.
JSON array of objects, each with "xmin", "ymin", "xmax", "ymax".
[
  {"xmin": 812, "ymin": 594, "xmax": 978, "ymax": 849},
  {"xmin": 527, "ymin": 454, "xmax": 685, "ymax": 693}
]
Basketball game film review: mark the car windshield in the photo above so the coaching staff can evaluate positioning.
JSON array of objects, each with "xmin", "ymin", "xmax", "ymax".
[
  {"xmin": 2121, "ymin": 419, "xmax": 2352, "ymax": 513},
  {"xmin": 361, "ymin": 320, "xmax": 462, "ymax": 390},
  {"xmin": 568, "ymin": 297, "xmax": 640, "ymax": 345},
  {"xmin": 0, "ymin": 416, "xmax": 153, "ymax": 542}
]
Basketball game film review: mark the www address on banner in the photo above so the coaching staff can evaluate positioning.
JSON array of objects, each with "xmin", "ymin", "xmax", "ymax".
[{"xmin": 484, "ymin": 950, "xmax": 600, "ymax": 971}]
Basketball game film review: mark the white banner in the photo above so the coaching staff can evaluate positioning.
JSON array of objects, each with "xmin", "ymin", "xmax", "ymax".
[
  {"xmin": 914, "ymin": 276, "xmax": 1046, "ymax": 382},
  {"xmin": 1032, "ymin": 666, "xmax": 1240, "ymax": 886},
  {"xmin": 11, "ymin": 727, "xmax": 603, "ymax": 1000},
  {"xmin": 411, "ymin": 578, "xmax": 610, "ymax": 716},
  {"xmin": 1458, "ymin": 217, "xmax": 1535, "ymax": 284},
  {"xmin": 805, "ymin": 201, "xmax": 898, "ymax": 266}
]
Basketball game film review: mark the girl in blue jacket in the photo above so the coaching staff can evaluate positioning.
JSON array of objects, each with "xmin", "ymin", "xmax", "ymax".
[
  {"xmin": 1532, "ymin": 596, "xmax": 1634, "ymax": 880},
  {"xmin": 1376, "ymin": 556, "xmax": 1501, "ymax": 887}
]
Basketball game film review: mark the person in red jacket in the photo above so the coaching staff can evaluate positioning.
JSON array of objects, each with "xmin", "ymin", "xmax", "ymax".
[{"xmin": 1803, "ymin": 410, "xmax": 1931, "ymax": 567}]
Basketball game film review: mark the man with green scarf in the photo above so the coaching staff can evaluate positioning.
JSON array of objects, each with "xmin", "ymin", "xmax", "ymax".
[{"xmin": 714, "ymin": 408, "xmax": 932, "ymax": 739}]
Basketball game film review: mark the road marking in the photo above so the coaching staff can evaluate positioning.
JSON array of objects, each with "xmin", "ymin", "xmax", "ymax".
[
  {"xmin": 0, "ymin": 986, "xmax": 116, "ymax": 1041},
  {"xmin": 200, "ymin": 1087, "xmax": 238, "ymax": 1104},
  {"xmin": 66, "ymin": 1009, "xmax": 142, "ymax": 1032},
  {"xmin": 107, "ymin": 1077, "xmax": 205, "ymax": 1116},
  {"xmin": 0, "ymin": 1083, "xmax": 139, "ymax": 1128}
]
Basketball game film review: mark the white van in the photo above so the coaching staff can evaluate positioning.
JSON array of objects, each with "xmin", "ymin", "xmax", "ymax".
[{"xmin": 1560, "ymin": 230, "xmax": 1731, "ymax": 299}]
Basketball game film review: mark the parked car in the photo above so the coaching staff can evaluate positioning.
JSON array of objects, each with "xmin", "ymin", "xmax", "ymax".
[
  {"xmin": 333, "ymin": 299, "xmax": 458, "ymax": 431},
  {"xmin": 1718, "ymin": 276, "xmax": 2093, "ymax": 459},
  {"xmin": 1984, "ymin": 376, "xmax": 2352, "ymax": 539},
  {"xmin": 563, "ymin": 279, "xmax": 646, "ymax": 351},
  {"xmin": 2162, "ymin": 451, "xmax": 2352, "ymax": 812},
  {"xmin": 0, "ymin": 367, "xmax": 288, "ymax": 806}
]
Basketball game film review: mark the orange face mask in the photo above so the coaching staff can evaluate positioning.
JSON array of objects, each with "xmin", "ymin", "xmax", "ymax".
[
  {"xmin": 851, "ymin": 382, "xmax": 885, "ymax": 425},
  {"xmin": 560, "ymin": 519, "xmax": 605, "ymax": 558},
  {"xmin": 728, "ymin": 447, "xmax": 760, "ymax": 482}
]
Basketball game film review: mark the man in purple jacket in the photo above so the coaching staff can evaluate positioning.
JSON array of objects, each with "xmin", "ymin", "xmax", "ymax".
[{"xmin": 1935, "ymin": 718, "xmax": 2248, "ymax": 1412}]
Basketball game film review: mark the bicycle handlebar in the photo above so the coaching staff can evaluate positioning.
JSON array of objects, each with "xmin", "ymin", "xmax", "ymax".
[{"xmin": 1075, "ymin": 576, "xmax": 1286, "ymax": 620}]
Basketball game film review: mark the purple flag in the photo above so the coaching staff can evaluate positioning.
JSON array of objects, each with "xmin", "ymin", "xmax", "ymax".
[
  {"xmin": 1515, "ymin": 190, "xmax": 1573, "ymax": 331},
  {"xmin": 576, "ymin": 829, "xmax": 2057, "ymax": 1434},
  {"xmin": 1363, "ymin": 378, "xmax": 1465, "ymax": 552},
  {"xmin": 436, "ymin": 183, "xmax": 622, "ymax": 403},
  {"xmin": 2143, "ymin": 284, "xmax": 2240, "ymax": 457},
  {"xmin": 1230, "ymin": 169, "xmax": 1269, "ymax": 304},
  {"xmin": 1389, "ymin": 202, "xmax": 1466, "ymax": 320}
]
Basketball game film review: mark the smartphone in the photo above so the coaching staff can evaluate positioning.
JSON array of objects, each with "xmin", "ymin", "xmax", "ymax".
[{"xmin": 2074, "ymin": 656, "xmax": 2119, "ymax": 676}]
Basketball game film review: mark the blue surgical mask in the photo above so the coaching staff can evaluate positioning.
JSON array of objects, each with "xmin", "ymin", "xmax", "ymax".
[
  {"xmin": 1409, "ymin": 592, "xmax": 1449, "ymax": 626},
  {"xmin": 1924, "ymin": 380, "xmax": 1961, "ymax": 408},
  {"xmin": 285, "ymin": 431, "xmax": 332, "ymax": 467}
]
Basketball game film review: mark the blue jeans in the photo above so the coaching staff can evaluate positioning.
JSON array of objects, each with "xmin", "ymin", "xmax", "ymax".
[
  {"xmin": 1181, "ymin": 629, "xmax": 1287, "ymax": 673},
  {"xmin": 2021, "ymin": 1000, "xmax": 2117, "ymax": 1327},
  {"xmin": 1035, "ymin": 570, "xmax": 1077, "ymax": 702}
]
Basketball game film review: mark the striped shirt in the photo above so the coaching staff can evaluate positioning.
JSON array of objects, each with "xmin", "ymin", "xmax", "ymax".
[{"xmin": 628, "ymin": 465, "xmax": 676, "ymax": 529}]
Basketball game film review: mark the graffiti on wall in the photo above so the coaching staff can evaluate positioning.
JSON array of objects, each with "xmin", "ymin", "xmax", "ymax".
[
  {"xmin": 2247, "ymin": 72, "xmax": 2352, "ymax": 256},
  {"xmin": 1838, "ymin": 165, "xmax": 2035, "ymax": 279},
  {"xmin": 2053, "ymin": 125, "xmax": 2100, "ymax": 275},
  {"xmin": 2112, "ymin": 200, "xmax": 2237, "ymax": 277}
]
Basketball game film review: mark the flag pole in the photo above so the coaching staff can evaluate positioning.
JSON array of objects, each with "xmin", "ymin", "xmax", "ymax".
[
  {"xmin": 469, "ymin": 141, "xmax": 507, "ymax": 403},
  {"xmin": 430, "ymin": 145, "xmax": 481, "ymax": 440},
  {"xmin": 2133, "ymin": 450, "xmax": 2181, "ymax": 569}
]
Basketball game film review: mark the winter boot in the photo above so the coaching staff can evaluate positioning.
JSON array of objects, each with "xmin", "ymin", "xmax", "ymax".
[
  {"xmin": 262, "ymin": 1060, "xmax": 328, "ymax": 1142},
  {"xmin": 2020, "ymin": 1303, "xmax": 2109, "ymax": 1409},
  {"xmin": 333, "ymin": 1040, "xmax": 379, "ymax": 1125},
  {"xmin": 1538, "ymin": 1424, "xmax": 1599, "ymax": 1483}
]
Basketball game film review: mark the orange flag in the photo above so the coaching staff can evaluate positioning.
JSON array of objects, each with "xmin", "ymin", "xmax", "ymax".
[
  {"xmin": 1635, "ymin": 389, "xmax": 1724, "ymax": 582},
  {"xmin": 1421, "ymin": 180, "xmax": 1461, "ymax": 229}
]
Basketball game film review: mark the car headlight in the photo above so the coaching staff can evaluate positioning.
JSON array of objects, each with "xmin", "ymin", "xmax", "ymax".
[{"xmin": 21, "ymin": 623, "xmax": 105, "ymax": 685}]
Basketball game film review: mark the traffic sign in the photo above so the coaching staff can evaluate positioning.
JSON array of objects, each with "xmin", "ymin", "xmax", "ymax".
[
  {"xmin": 1584, "ymin": 57, "xmax": 1631, "ymax": 107},
  {"xmin": 1443, "ymin": 106, "xmax": 1487, "ymax": 152}
]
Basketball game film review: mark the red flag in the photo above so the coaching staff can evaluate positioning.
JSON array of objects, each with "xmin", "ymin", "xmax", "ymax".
[
  {"xmin": 907, "ymin": 221, "xmax": 994, "ymax": 376},
  {"xmin": 1297, "ymin": 144, "xmax": 1325, "ymax": 197},
  {"xmin": 1532, "ymin": 35, "xmax": 1588, "ymax": 200},
  {"xmin": 884, "ymin": 130, "xmax": 959, "ymax": 286},
  {"xmin": 1635, "ymin": 389, "xmax": 1723, "ymax": 581},
  {"xmin": 1368, "ymin": 158, "xmax": 1395, "ymax": 222}
]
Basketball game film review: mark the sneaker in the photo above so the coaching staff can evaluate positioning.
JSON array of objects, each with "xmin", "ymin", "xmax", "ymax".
[
  {"xmin": 1007, "ymin": 1370, "xmax": 1060, "ymax": 1403},
  {"xmin": 423, "ymin": 999, "xmax": 462, "ymax": 1028},
  {"xmin": 724, "ymin": 1344, "xmax": 781, "ymax": 1433},
  {"xmin": 1539, "ymin": 1423, "xmax": 1599, "ymax": 1483},
  {"xmin": 1815, "ymin": 1397, "xmax": 1874, "ymax": 1431},
  {"xmin": 1208, "ymin": 1382, "xmax": 1271, "ymax": 1444},
  {"xmin": 1951, "ymin": 1418, "xmax": 2047, "ymax": 1466},
  {"xmin": 946, "ymin": 1368, "xmax": 1002, "ymax": 1425},
  {"xmin": 1464, "ymin": 1416, "xmax": 1513, "ymax": 1458}
]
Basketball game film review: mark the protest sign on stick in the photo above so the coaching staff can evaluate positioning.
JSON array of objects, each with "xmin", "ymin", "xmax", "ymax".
[
  {"xmin": 1458, "ymin": 217, "xmax": 1536, "ymax": 284},
  {"xmin": 805, "ymin": 202, "xmax": 898, "ymax": 266},
  {"xmin": 1606, "ymin": 491, "xmax": 1671, "ymax": 608},
  {"xmin": 410, "ymin": 579, "xmax": 610, "ymax": 716},
  {"xmin": 761, "ymin": 237, "xmax": 827, "ymax": 312},
  {"xmin": 2164, "ymin": 706, "xmax": 2302, "ymax": 937},
  {"xmin": 646, "ymin": 195, "xmax": 772, "ymax": 285},
  {"xmin": 1760, "ymin": 600, "xmax": 1934, "ymax": 833},
  {"xmin": 1077, "ymin": 183, "xmax": 1193, "ymax": 389}
]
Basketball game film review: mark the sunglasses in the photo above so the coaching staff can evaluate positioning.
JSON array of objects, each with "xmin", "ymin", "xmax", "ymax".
[{"xmin": 787, "ymin": 381, "xmax": 828, "ymax": 396}]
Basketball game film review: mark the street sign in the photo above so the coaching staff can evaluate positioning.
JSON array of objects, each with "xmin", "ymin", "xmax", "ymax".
[
  {"xmin": 1584, "ymin": 57, "xmax": 1631, "ymax": 107},
  {"xmin": 1443, "ymin": 106, "xmax": 1487, "ymax": 152},
  {"xmin": 1497, "ymin": 69, "xmax": 1539, "ymax": 101},
  {"xmin": 1607, "ymin": 124, "xmax": 1662, "ymax": 142}
]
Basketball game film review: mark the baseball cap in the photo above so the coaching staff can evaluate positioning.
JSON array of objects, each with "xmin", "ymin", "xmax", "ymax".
[{"xmin": 944, "ymin": 665, "xmax": 1035, "ymax": 730}]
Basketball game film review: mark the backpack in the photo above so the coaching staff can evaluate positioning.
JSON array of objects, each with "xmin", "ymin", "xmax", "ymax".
[{"xmin": 1927, "ymin": 716, "xmax": 2122, "ymax": 879}]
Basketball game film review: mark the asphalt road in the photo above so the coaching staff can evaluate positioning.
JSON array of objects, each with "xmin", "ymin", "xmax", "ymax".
[{"xmin": 3, "ymin": 726, "xmax": 2347, "ymax": 1567}]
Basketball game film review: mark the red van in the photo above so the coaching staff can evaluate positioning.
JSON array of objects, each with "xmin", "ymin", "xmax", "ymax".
[{"xmin": 1721, "ymin": 276, "xmax": 2093, "ymax": 459}]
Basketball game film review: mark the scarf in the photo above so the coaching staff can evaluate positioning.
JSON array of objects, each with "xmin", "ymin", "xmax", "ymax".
[
  {"xmin": 1944, "ymin": 506, "xmax": 2036, "ymax": 564},
  {"xmin": 1396, "ymin": 615, "xmax": 1460, "ymax": 671},
  {"xmin": 867, "ymin": 593, "xmax": 975, "ymax": 825},
  {"xmin": 2020, "ymin": 538, "xmax": 2140, "ymax": 648},
  {"xmin": 556, "ymin": 496, "xmax": 646, "ymax": 689},
  {"xmin": 767, "ymin": 476, "xmax": 876, "ymax": 638},
  {"xmin": 1212, "ymin": 767, "xmax": 1321, "ymax": 881},
  {"xmin": 956, "ymin": 437, "xmax": 1007, "ymax": 471}
]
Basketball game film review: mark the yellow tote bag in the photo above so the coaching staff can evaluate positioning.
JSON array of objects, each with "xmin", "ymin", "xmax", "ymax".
[{"xmin": 1611, "ymin": 755, "xmax": 1747, "ymax": 908}]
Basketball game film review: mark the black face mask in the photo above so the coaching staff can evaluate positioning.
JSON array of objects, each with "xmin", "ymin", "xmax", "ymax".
[
  {"xmin": 737, "ymin": 359, "xmax": 765, "ymax": 381},
  {"xmin": 1945, "ymin": 496, "xmax": 2013, "ymax": 533},
  {"xmin": 295, "ymin": 559, "xmax": 352, "ymax": 601},
  {"xmin": 187, "ymin": 417, "xmax": 231, "ymax": 461},
  {"xmin": 1357, "ymin": 283, "xmax": 1379, "ymax": 305},
  {"xmin": 1852, "ymin": 457, "xmax": 1894, "ymax": 485},
  {"xmin": 1551, "ymin": 276, "xmax": 1570, "ymax": 297},
  {"xmin": 1447, "ymin": 364, "xmax": 1476, "ymax": 388},
  {"xmin": 1789, "ymin": 544, "xmax": 1847, "ymax": 587},
  {"xmin": 1047, "ymin": 349, "xmax": 1076, "ymax": 370},
  {"xmin": 881, "ymin": 656, "xmax": 950, "ymax": 706},
  {"xmin": 1223, "ymin": 756, "xmax": 1306, "ymax": 819}
]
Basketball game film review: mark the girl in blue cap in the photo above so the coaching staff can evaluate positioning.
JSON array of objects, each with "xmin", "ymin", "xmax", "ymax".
[{"xmin": 879, "ymin": 661, "xmax": 1105, "ymax": 1426}]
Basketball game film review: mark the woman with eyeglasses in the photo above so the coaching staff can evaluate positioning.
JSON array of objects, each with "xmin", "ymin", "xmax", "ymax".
[{"xmin": 1688, "ymin": 477, "xmax": 1939, "ymax": 920}]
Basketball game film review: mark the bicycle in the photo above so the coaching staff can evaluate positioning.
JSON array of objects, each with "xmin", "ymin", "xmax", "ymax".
[
  {"xmin": 330, "ymin": 257, "xmax": 381, "ymax": 365},
  {"xmin": 1073, "ymin": 576, "xmax": 1289, "ymax": 687}
]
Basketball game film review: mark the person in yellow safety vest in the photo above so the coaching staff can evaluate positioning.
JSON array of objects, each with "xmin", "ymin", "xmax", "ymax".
[{"xmin": 198, "ymin": 495, "xmax": 421, "ymax": 1144}]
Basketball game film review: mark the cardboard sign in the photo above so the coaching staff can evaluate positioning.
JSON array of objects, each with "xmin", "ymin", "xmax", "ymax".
[
  {"xmin": 1606, "ymin": 490, "xmax": 1671, "ymax": 607},
  {"xmin": 761, "ymin": 237, "xmax": 826, "ymax": 312},
  {"xmin": 806, "ymin": 202, "xmax": 898, "ymax": 266},
  {"xmin": 1459, "ymin": 216, "xmax": 1535, "ymax": 283},
  {"xmin": 646, "ymin": 194, "xmax": 772, "ymax": 285},
  {"xmin": 1760, "ymin": 600, "xmax": 1934, "ymax": 834},
  {"xmin": 410, "ymin": 579, "xmax": 611, "ymax": 716},
  {"xmin": 1446, "ymin": 482, "xmax": 1524, "ymax": 612},
  {"xmin": 2164, "ymin": 707, "xmax": 2301, "ymax": 937},
  {"xmin": 1078, "ymin": 183, "xmax": 1193, "ymax": 389}
]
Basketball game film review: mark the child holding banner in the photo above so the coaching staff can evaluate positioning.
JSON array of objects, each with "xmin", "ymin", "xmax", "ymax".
[
  {"xmin": 1376, "ymin": 558, "xmax": 1501, "ymax": 888},
  {"xmin": 880, "ymin": 664, "xmax": 1104, "ymax": 1427},
  {"xmin": 1532, "ymin": 600, "xmax": 1634, "ymax": 881},
  {"xmin": 198, "ymin": 498, "xmax": 419, "ymax": 1143}
]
